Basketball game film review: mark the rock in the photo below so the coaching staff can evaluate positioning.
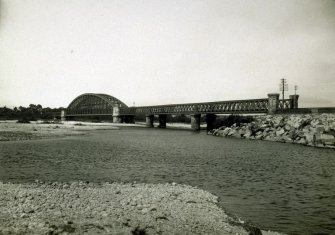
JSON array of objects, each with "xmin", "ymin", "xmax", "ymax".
[
  {"xmin": 288, "ymin": 130, "xmax": 298, "ymax": 139},
  {"xmin": 305, "ymin": 133, "xmax": 315, "ymax": 145},
  {"xmin": 227, "ymin": 129, "xmax": 237, "ymax": 137},
  {"xmin": 244, "ymin": 130, "xmax": 252, "ymax": 139},
  {"xmin": 223, "ymin": 128, "xmax": 231, "ymax": 136},
  {"xmin": 282, "ymin": 135, "xmax": 293, "ymax": 143},
  {"xmin": 284, "ymin": 124, "xmax": 291, "ymax": 131},
  {"xmin": 319, "ymin": 134, "xmax": 335, "ymax": 145},
  {"xmin": 276, "ymin": 129, "xmax": 285, "ymax": 136},
  {"xmin": 315, "ymin": 125, "xmax": 325, "ymax": 133}
]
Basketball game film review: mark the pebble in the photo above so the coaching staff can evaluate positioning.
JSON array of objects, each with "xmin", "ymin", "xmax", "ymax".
[{"xmin": 0, "ymin": 181, "xmax": 280, "ymax": 235}]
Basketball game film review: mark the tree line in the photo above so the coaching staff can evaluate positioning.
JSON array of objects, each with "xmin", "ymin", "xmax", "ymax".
[{"xmin": 0, "ymin": 104, "xmax": 64, "ymax": 122}]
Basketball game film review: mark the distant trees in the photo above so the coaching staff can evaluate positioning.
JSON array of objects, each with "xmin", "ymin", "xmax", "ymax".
[{"xmin": 0, "ymin": 104, "xmax": 64, "ymax": 121}]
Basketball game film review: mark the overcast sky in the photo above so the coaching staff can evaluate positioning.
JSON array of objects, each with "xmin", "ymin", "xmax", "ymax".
[{"xmin": 1, "ymin": 0, "xmax": 334, "ymax": 108}]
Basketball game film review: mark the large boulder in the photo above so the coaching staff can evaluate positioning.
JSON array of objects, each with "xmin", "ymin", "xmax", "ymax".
[
  {"xmin": 296, "ymin": 137, "xmax": 307, "ymax": 145},
  {"xmin": 276, "ymin": 128, "xmax": 285, "ymax": 136},
  {"xmin": 304, "ymin": 133, "xmax": 316, "ymax": 145},
  {"xmin": 244, "ymin": 130, "xmax": 252, "ymax": 139},
  {"xmin": 284, "ymin": 124, "xmax": 291, "ymax": 131},
  {"xmin": 315, "ymin": 125, "xmax": 325, "ymax": 134},
  {"xmin": 319, "ymin": 134, "xmax": 335, "ymax": 145}
]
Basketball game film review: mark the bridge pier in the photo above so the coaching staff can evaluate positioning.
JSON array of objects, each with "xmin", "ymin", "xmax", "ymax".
[
  {"xmin": 158, "ymin": 115, "xmax": 167, "ymax": 128},
  {"xmin": 112, "ymin": 105, "xmax": 122, "ymax": 123},
  {"xmin": 191, "ymin": 114, "xmax": 201, "ymax": 131},
  {"xmin": 267, "ymin": 93, "xmax": 280, "ymax": 114},
  {"xmin": 146, "ymin": 115, "xmax": 154, "ymax": 127},
  {"xmin": 113, "ymin": 116, "xmax": 122, "ymax": 123},
  {"xmin": 206, "ymin": 114, "xmax": 216, "ymax": 131},
  {"xmin": 61, "ymin": 110, "xmax": 66, "ymax": 122}
]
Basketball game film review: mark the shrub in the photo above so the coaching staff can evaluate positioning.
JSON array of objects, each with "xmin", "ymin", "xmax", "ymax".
[{"xmin": 17, "ymin": 117, "xmax": 31, "ymax": 123}]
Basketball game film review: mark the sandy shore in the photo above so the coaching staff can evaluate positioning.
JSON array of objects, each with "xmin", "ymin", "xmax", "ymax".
[
  {"xmin": 0, "ymin": 181, "xmax": 282, "ymax": 235},
  {"xmin": 0, "ymin": 121, "xmax": 143, "ymax": 141}
]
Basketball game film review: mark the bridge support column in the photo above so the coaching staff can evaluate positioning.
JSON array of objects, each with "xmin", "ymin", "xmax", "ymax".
[
  {"xmin": 112, "ymin": 105, "xmax": 122, "ymax": 123},
  {"xmin": 267, "ymin": 93, "xmax": 280, "ymax": 114},
  {"xmin": 289, "ymin": 95, "xmax": 299, "ymax": 109},
  {"xmin": 61, "ymin": 110, "xmax": 66, "ymax": 122},
  {"xmin": 146, "ymin": 115, "xmax": 154, "ymax": 127},
  {"xmin": 206, "ymin": 114, "xmax": 216, "ymax": 131},
  {"xmin": 113, "ymin": 116, "xmax": 122, "ymax": 123},
  {"xmin": 158, "ymin": 115, "xmax": 167, "ymax": 128},
  {"xmin": 191, "ymin": 114, "xmax": 201, "ymax": 131}
]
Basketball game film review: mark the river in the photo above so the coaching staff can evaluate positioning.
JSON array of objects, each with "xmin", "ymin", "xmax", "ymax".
[{"xmin": 0, "ymin": 127, "xmax": 334, "ymax": 235}]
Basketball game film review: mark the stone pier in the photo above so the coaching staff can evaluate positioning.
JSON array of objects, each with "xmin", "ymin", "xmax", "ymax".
[
  {"xmin": 113, "ymin": 106, "xmax": 122, "ymax": 123},
  {"xmin": 60, "ymin": 110, "xmax": 66, "ymax": 122},
  {"xmin": 113, "ymin": 116, "xmax": 122, "ymax": 123},
  {"xmin": 267, "ymin": 93, "xmax": 280, "ymax": 114},
  {"xmin": 158, "ymin": 115, "xmax": 167, "ymax": 128},
  {"xmin": 146, "ymin": 115, "xmax": 154, "ymax": 127},
  {"xmin": 191, "ymin": 114, "xmax": 201, "ymax": 131}
]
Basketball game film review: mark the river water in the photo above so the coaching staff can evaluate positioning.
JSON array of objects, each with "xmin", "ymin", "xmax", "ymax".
[{"xmin": 1, "ymin": 127, "xmax": 334, "ymax": 235}]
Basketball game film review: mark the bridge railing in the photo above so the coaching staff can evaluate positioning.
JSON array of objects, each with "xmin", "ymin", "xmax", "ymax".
[{"xmin": 120, "ymin": 98, "xmax": 270, "ymax": 115}]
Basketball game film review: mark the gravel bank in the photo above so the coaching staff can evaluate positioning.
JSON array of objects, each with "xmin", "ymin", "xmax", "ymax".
[
  {"xmin": 209, "ymin": 113, "xmax": 335, "ymax": 149},
  {"xmin": 0, "ymin": 182, "xmax": 281, "ymax": 235},
  {"xmin": 0, "ymin": 121, "xmax": 124, "ymax": 141}
]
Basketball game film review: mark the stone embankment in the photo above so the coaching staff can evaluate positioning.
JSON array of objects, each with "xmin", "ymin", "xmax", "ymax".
[
  {"xmin": 0, "ymin": 181, "xmax": 281, "ymax": 235},
  {"xmin": 209, "ymin": 114, "xmax": 335, "ymax": 148}
]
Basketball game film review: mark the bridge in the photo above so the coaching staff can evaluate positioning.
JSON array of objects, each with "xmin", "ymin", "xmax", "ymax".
[{"xmin": 63, "ymin": 93, "xmax": 299, "ymax": 131}]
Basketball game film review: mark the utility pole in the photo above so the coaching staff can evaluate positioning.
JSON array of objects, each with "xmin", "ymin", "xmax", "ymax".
[
  {"xmin": 294, "ymin": 85, "xmax": 298, "ymax": 108},
  {"xmin": 279, "ymin": 78, "xmax": 288, "ymax": 102}
]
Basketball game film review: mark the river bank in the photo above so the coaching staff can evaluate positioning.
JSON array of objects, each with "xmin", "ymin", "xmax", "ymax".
[
  {"xmin": 208, "ymin": 113, "xmax": 335, "ymax": 149},
  {"xmin": 0, "ymin": 181, "xmax": 282, "ymax": 235},
  {"xmin": 0, "ymin": 121, "xmax": 142, "ymax": 141}
]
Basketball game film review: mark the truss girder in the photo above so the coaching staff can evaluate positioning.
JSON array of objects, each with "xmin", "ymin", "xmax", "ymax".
[
  {"xmin": 66, "ymin": 93, "xmax": 128, "ymax": 116},
  {"xmin": 120, "ymin": 98, "xmax": 270, "ymax": 115}
]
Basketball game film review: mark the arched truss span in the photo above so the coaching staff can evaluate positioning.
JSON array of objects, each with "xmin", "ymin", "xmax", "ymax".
[{"xmin": 66, "ymin": 93, "xmax": 128, "ymax": 116}]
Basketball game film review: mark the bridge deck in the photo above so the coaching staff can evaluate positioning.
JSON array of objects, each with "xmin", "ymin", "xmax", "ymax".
[{"xmin": 120, "ymin": 98, "xmax": 270, "ymax": 115}]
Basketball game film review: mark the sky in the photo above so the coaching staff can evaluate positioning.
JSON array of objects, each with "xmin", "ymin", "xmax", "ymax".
[{"xmin": 0, "ymin": 0, "xmax": 334, "ymax": 108}]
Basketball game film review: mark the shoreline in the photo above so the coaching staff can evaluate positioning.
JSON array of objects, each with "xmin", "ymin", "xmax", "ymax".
[
  {"xmin": 1, "ymin": 115, "xmax": 335, "ymax": 150},
  {"xmin": 0, "ymin": 181, "xmax": 282, "ymax": 235}
]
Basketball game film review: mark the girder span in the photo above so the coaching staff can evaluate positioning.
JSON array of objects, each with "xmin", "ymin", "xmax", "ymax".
[{"xmin": 66, "ymin": 93, "xmax": 128, "ymax": 116}]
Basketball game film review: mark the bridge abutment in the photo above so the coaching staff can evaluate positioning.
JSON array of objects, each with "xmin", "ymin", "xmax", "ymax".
[
  {"xmin": 158, "ymin": 115, "xmax": 167, "ymax": 128},
  {"xmin": 206, "ymin": 114, "xmax": 216, "ymax": 131},
  {"xmin": 146, "ymin": 115, "xmax": 154, "ymax": 127},
  {"xmin": 289, "ymin": 95, "xmax": 299, "ymax": 109},
  {"xmin": 191, "ymin": 114, "xmax": 201, "ymax": 131},
  {"xmin": 267, "ymin": 93, "xmax": 280, "ymax": 114}
]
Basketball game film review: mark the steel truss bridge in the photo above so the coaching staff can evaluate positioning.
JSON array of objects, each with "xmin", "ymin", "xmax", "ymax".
[
  {"xmin": 64, "ymin": 93, "xmax": 297, "ymax": 130},
  {"xmin": 120, "ymin": 99, "xmax": 292, "ymax": 115},
  {"xmin": 66, "ymin": 93, "xmax": 293, "ymax": 116}
]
